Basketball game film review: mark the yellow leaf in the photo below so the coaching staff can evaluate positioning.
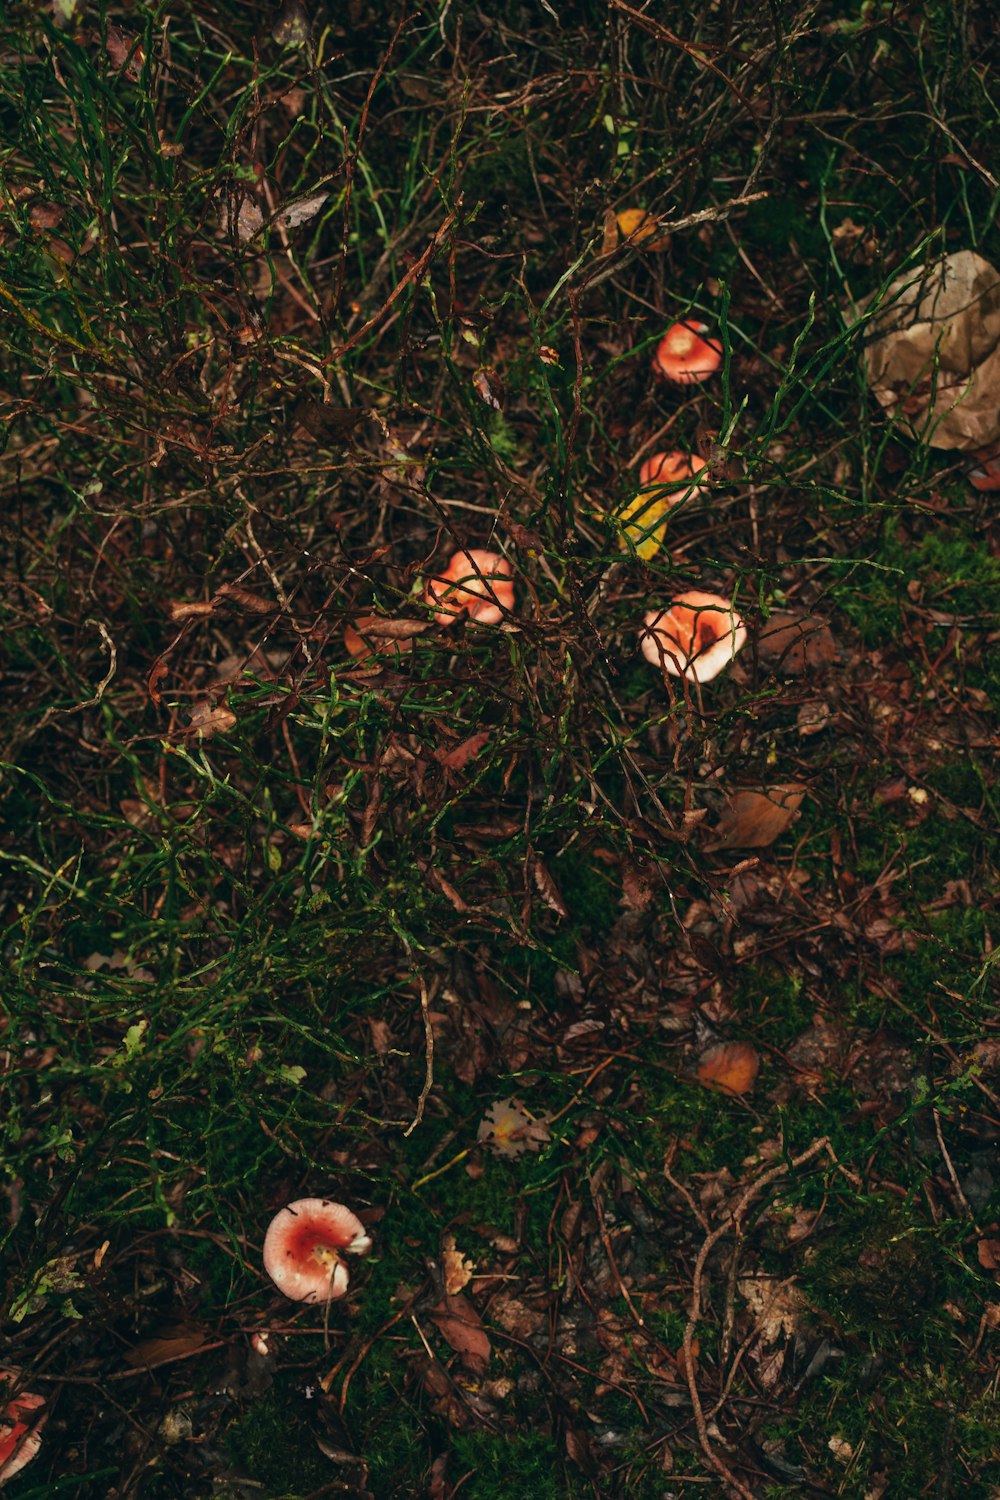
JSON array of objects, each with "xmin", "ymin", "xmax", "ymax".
[
  {"xmin": 613, "ymin": 487, "xmax": 672, "ymax": 560},
  {"xmin": 696, "ymin": 1041, "xmax": 760, "ymax": 1096},
  {"xmin": 615, "ymin": 208, "xmax": 670, "ymax": 252}
]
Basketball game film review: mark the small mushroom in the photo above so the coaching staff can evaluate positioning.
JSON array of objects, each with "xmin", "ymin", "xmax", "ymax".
[
  {"xmin": 652, "ymin": 322, "xmax": 722, "ymax": 384},
  {"xmin": 424, "ymin": 549, "xmax": 514, "ymax": 626},
  {"xmin": 615, "ymin": 452, "xmax": 708, "ymax": 558},
  {"xmin": 262, "ymin": 1199, "xmax": 371, "ymax": 1304},
  {"xmin": 638, "ymin": 450, "xmax": 708, "ymax": 493},
  {"xmin": 640, "ymin": 591, "xmax": 746, "ymax": 684},
  {"xmin": 0, "ymin": 1372, "xmax": 46, "ymax": 1485}
]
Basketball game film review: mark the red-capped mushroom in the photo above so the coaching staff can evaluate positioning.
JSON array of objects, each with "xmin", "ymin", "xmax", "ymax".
[
  {"xmin": 424, "ymin": 549, "xmax": 514, "ymax": 626},
  {"xmin": 0, "ymin": 1372, "xmax": 46, "ymax": 1485},
  {"xmin": 262, "ymin": 1199, "xmax": 371, "ymax": 1304},
  {"xmin": 637, "ymin": 450, "xmax": 708, "ymax": 493},
  {"xmin": 640, "ymin": 590, "xmax": 746, "ymax": 684},
  {"xmin": 652, "ymin": 322, "xmax": 722, "ymax": 384}
]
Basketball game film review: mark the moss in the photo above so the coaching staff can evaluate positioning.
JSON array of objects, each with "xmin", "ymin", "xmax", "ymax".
[{"xmin": 224, "ymin": 1383, "xmax": 333, "ymax": 1496}]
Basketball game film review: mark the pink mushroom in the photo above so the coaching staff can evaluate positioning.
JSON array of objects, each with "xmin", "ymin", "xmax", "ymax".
[
  {"xmin": 0, "ymin": 1372, "xmax": 46, "ymax": 1485},
  {"xmin": 637, "ymin": 450, "xmax": 708, "ymax": 493},
  {"xmin": 262, "ymin": 1199, "xmax": 371, "ymax": 1304},
  {"xmin": 652, "ymin": 322, "xmax": 722, "ymax": 384},
  {"xmin": 424, "ymin": 549, "xmax": 514, "ymax": 626},
  {"xmin": 640, "ymin": 591, "xmax": 747, "ymax": 684}
]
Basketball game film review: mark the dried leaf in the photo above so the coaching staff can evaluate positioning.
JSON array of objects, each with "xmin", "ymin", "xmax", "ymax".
[
  {"xmin": 757, "ymin": 612, "xmax": 836, "ymax": 674},
  {"xmin": 124, "ymin": 1325, "xmax": 207, "ymax": 1370},
  {"xmin": 292, "ymin": 400, "xmax": 366, "ymax": 443},
  {"xmin": 429, "ymin": 1293, "xmax": 490, "ymax": 1372},
  {"xmin": 707, "ymin": 785, "xmax": 806, "ymax": 851},
  {"xmin": 477, "ymin": 1098, "xmax": 551, "ymax": 1157},
  {"xmin": 188, "ymin": 702, "xmax": 237, "ymax": 738},
  {"xmin": 471, "ymin": 367, "xmax": 502, "ymax": 409},
  {"xmin": 738, "ymin": 1275, "xmax": 806, "ymax": 1343},
  {"xmin": 106, "ymin": 25, "xmax": 144, "ymax": 81},
  {"xmin": 696, "ymin": 1040, "xmax": 760, "ymax": 1096},
  {"xmin": 977, "ymin": 1238, "xmax": 1000, "ymax": 1270},
  {"xmin": 276, "ymin": 192, "xmax": 329, "ymax": 230},
  {"xmin": 853, "ymin": 250, "xmax": 1000, "ymax": 451},
  {"xmin": 441, "ymin": 1234, "xmax": 474, "ymax": 1296},
  {"xmin": 168, "ymin": 598, "xmax": 216, "ymax": 622},
  {"xmin": 147, "ymin": 659, "xmax": 169, "ymax": 707},
  {"xmin": 214, "ymin": 584, "xmax": 274, "ymax": 614},
  {"xmin": 600, "ymin": 208, "xmax": 619, "ymax": 256},
  {"xmin": 435, "ymin": 730, "xmax": 491, "ymax": 771},
  {"xmin": 28, "ymin": 204, "xmax": 64, "ymax": 232},
  {"xmin": 533, "ymin": 858, "xmax": 569, "ymax": 918}
]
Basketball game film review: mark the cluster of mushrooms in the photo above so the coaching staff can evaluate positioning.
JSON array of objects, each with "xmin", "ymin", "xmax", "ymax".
[
  {"xmin": 257, "ymin": 325, "xmax": 742, "ymax": 1312},
  {"xmin": 344, "ymin": 317, "xmax": 746, "ymax": 687}
]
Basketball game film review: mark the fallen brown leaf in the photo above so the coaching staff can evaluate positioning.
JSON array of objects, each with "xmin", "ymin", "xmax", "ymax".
[
  {"xmin": 738, "ymin": 1275, "xmax": 806, "ymax": 1343},
  {"xmin": 477, "ymin": 1098, "xmax": 551, "ymax": 1157},
  {"xmin": 124, "ymin": 1325, "xmax": 208, "ymax": 1370},
  {"xmin": 441, "ymin": 1235, "xmax": 474, "ymax": 1296},
  {"xmin": 188, "ymin": 702, "xmax": 237, "ymax": 738},
  {"xmin": 168, "ymin": 598, "xmax": 216, "ymax": 622},
  {"xmin": 977, "ymin": 1238, "xmax": 1000, "ymax": 1271},
  {"xmin": 106, "ymin": 24, "xmax": 144, "ymax": 81},
  {"xmin": 706, "ymin": 785, "xmax": 806, "ymax": 850},
  {"xmin": 757, "ymin": 612, "xmax": 836, "ymax": 674},
  {"xmin": 533, "ymin": 857, "xmax": 569, "ymax": 917},
  {"xmin": 430, "ymin": 1293, "xmax": 490, "ymax": 1372},
  {"xmin": 435, "ymin": 731, "xmax": 491, "ymax": 771},
  {"xmin": 696, "ymin": 1040, "xmax": 760, "ymax": 1096}
]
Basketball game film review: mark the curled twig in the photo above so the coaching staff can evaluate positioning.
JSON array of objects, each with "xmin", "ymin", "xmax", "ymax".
[{"xmin": 682, "ymin": 1136, "xmax": 831, "ymax": 1499}]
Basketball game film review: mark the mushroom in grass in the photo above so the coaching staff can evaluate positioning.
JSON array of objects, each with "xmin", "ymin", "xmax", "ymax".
[
  {"xmin": 424, "ymin": 549, "xmax": 515, "ymax": 626},
  {"xmin": 638, "ymin": 450, "xmax": 708, "ymax": 493},
  {"xmin": 652, "ymin": 322, "xmax": 722, "ymax": 385},
  {"xmin": 616, "ymin": 452, "xmax": 708, "ymax": 558},
  {"xmin": 263, "ymin": 1199, "xmax": 371, "ymax": 1304},
  {"xmin": 640, "ymin": 591, "xmax": 746, "ymax": 684},
  {"xmin": 0, "ymin": 1373, "xmax": 46, "ymax": 1485}
]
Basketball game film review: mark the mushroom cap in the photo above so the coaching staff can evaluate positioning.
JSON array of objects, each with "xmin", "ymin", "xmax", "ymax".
[
  {"xmin": 637, "ymin": 450, "xmax": 708, "ymax": 492},
  {"xmin": 0, "ymin": 1373, "xmax": 46, "ymax": 1484},
  {"xmin": 262, "ymin": 1199, "xmax": 370, "ymax": 1304},
  {"xmin": 652, "ymin": 322, "xmax": 722, "ymax": 384},
  {"xmin": 424, "ymin": 549, "xmax": 515, "ymax": 626},
  {"xmin": 640, "ymin": 591, "xmax": 747, "ymax": 684}
]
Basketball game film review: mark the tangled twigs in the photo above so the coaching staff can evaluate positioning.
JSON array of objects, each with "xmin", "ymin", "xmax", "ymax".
[{"xmin": 681, "ymin": 1136, "xmax": 832, "ymax": 1499}]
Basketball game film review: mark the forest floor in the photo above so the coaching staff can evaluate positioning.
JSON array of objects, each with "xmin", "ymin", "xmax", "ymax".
[{"xmin": 2, "ymin": 2, "xmax": 1000, "ymax": 1497}]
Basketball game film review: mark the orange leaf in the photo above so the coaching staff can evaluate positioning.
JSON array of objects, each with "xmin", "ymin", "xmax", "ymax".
[
  {"xmin": 696, "ymin": 1041, "xmax": 760, "ymax": 1096},
  {"xmin": 435, "ymin": 730, "xmax": 491, "ymax": 771},
  {"xmin": 124, "ymin": 1325, "xmax": 208, "ymax": 1369},
  {"xmin": 707, "ymin": 785, "xmax": 806, "ymax": 851}
]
